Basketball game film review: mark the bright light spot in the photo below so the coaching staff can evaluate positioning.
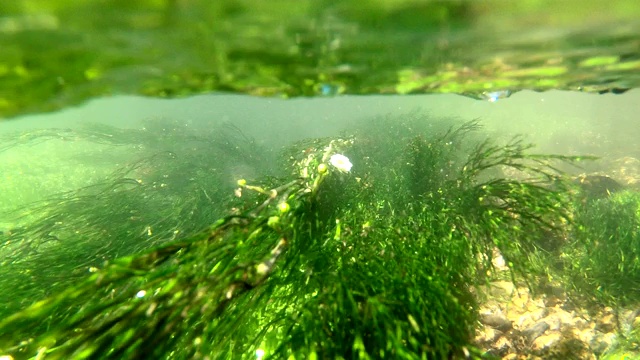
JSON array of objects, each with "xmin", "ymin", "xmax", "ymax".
[
  {"xmin": 329, "ymin": 154, "xmax": 353, "ymax": 173},
  {"xmin": 0, "ymin": 355, "xmax": 14, "ymax": 360},
  {"xmin": 483, "ymin": 90, "xmax": 512, "ymax": 102},
  {"xmin": 255, "ymin": 348, "xmax": 265, "ymax": 360},
  {"xmin": 256, "ymin": 263, "xmax": 270, "ymax": 275},
  {"xmin": 136, "ymin": 290, "xmax": 146, "ymax": 298},
  {"xmin": 278, "ymin": 202, "xmax": 290, "ymax": 213}
]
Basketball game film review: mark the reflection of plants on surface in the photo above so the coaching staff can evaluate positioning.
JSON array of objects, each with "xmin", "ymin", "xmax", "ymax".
[
  {"xmin": 0, "ymin": 115, "xmax": 581, "ymax": 359},
  {"xmin": 1, "ymin": 0, "xmax": 639, "ymax": 118}
]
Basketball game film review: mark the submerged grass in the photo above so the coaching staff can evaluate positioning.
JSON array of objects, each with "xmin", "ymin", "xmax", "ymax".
[
  {"xmin": 563, "ymin": 190, "xmax": 640, "ymax": 306},
  {"xmin": 551, "ymin": 189, "xmax": 640, "ymax": 358},
  {"xmin": 0, "ymin": 114, "xmax": 585, "ymax": 359},
  {"xmin": 0, "ymin": 120, "xmax": 270, "ymax": 323}
]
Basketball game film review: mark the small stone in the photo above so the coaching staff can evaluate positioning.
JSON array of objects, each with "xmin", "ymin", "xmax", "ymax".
[
  {"xmin": 494, "ymin": 336, "xmax": 513, "ymax": 354},
  {"xmin": 556, "ymin": 338, "xmax": 593, "ymax": 359},
  {"xmin": 506, "ymin": 306, "xmax": 526, "ymax": 325},
  {"xmin": 510, "ymin": 289, "xmax": 530, "ymax": 309},
  {"xmin": 492, "ymin": 248, "xmax": 509, "ymax": 271},
  {"xmin": 545, "ymin": 313, "xmax": 562, "ymax": 331},
  {"xmin": 516, "ymin": 307, "xmax": 548, "ymax": 329},
  {"xmin": 482, "ymin": 313, "xmax": 513, "ymax": 332},
  {"xmin": 572, "ymin": 317, "xmax": 590, "ymax": 330},
  {"xmin": 595, "ymin": 313, "xmax": 617, "ymax": 333},
  {"xmin": 532, "ymin": 332, "xmax": 562, "ymax": 351},
  {"xmin": 543, "ymin": 294, "xmax": 563, "ymax": 307},
  {"xmin": 589, "ymin": 331, "xmax": 617, "ymax": 355},
  {"xmin": 529, "ymin": 298, "xmax": 547, "ymax": 310},
  {"xmin": 620, "ymin": 309, "xmax": 640, "ymax": 331},
  {"xmin": 523, "ymin": 321, "xmax": 550, "ymax": 343},
  {"xmin": 578, "ymin": 328, "xmax": 597, "ymax": 344},
  {"xmin": 545, "ymin": 308, "xmax": 575, "ymax": 330},
  {"xmin": 477, "ymin": 326, "xmax": 503, "ymax": 344},
  {"xmin": 547, "ymin": 283, "xmax": 566, "ymax": 298},
  {"xmin": 489, "ymin": 280, "xmax": 516, "ymax": 299}
]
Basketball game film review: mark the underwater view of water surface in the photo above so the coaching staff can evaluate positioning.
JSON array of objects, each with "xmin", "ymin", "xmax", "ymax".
[{"xmin": 2, "ymin": 1, "xmax": 640, "ymax": 359}]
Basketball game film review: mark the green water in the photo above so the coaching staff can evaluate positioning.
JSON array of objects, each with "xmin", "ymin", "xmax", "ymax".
[{"xmin": 2, "ymin": 1, "xmax": 640, "ymax": 360}]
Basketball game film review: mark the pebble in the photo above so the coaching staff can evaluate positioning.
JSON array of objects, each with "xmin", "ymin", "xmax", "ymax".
[
  {"xmin": 523, "ymin": 321, "xmax": 550, "ymax": 343},
  {"xmin": 476, "ymin": 279, "xmax": 632, "ymax": 358},
  {"xmin": 481, "ymin": 313, "xmax": 513, "ymax": 332}
]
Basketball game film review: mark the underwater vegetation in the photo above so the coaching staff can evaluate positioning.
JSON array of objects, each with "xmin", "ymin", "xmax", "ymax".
[
  {"xmin": 0, "ymin": 113, "xmax": 621, "ymax": 359},
  {"xmin": 563, "ymin": 189, "xmax": 640, "ymax": 308},
  {"xmin": 530, "ymin": 186, "xmax": 640, "ymax": 359},
  {"xmin": 561, "ymin": 191, "xmax": 640, "ymax": 318}
]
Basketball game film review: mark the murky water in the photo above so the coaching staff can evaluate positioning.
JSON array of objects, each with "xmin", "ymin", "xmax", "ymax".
[{"xmin": 2, "ymin": 90, "xmax": 638, "ymax": 214}]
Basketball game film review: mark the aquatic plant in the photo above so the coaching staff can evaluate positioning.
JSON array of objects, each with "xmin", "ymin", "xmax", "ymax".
[
  {"xmin": 0, "ymin": 115, "xmax": 579, "ymax": 359},
  {"xmin": 563, "ymin": 190, "xmax": 640, "ymax": 306},
  {"xmin": 534, "ymin": 182, "xmax": 640, "ymax": 359},
  {"xmin": 0, "ymin": 120, "xmax": 270, "ymax": 322}
]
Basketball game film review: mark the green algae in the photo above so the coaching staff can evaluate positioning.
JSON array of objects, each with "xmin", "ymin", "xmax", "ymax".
[{"xmin": 0, "ymin": 115, "xmax": 582, "ymax": 359}]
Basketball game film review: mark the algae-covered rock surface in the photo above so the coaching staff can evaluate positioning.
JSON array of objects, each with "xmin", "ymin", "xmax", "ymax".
[{"xmin": 1, "ymin": 0, "xmax": 640, "ymax": 118}]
